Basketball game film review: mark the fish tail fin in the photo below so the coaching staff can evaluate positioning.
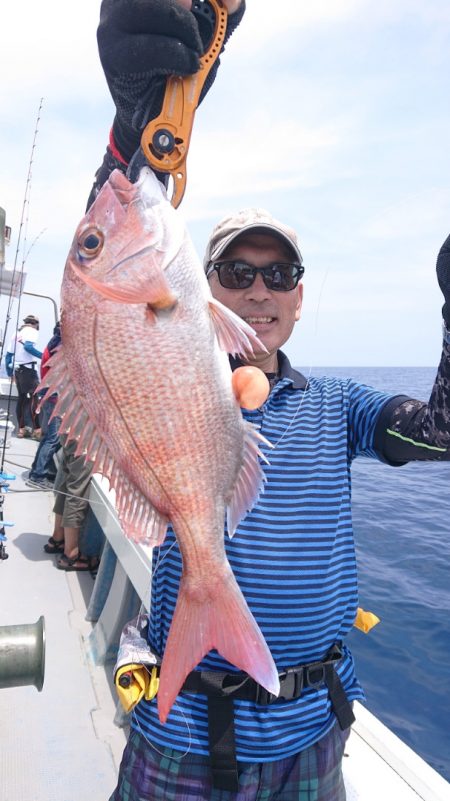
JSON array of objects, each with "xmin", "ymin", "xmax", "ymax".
[{"xmin": 157, "ymin": 568, "xmax": 279, "ymax": 723}]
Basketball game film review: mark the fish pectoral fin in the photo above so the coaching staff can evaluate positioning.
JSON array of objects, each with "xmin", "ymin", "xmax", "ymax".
[
  {"xmin": 226, "ymin": 421, "xmax": 272, "ymax": 538},
  {"xmin": 70, "ymin": 261, "xmax": 177, "ymax": 309},
  {"xmin": 208, "ymin": 298, "xmax": 268, "ymax": 357},
  {"xmin": 157, "ymin": 567, "xmax": 280, "ymax": 724}
]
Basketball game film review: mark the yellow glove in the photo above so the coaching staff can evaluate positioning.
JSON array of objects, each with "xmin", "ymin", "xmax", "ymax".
[{"xmin": 115, "ymin": 664, "xmax": 159, "ymax": 713}]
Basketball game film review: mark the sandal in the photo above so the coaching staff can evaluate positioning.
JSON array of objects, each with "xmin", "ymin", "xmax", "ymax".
[
  {"xmin": 56, "ymin": 551, "xmax": 99, "ymax": 572},
  {"xmin": 44, "ymin": 536, "xmax": 65, "ymax": 554}
]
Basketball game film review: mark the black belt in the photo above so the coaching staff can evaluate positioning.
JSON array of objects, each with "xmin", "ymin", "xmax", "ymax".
[{"xmin": 181, "ymin": 642, "xmax": 355, "ymax": 792}]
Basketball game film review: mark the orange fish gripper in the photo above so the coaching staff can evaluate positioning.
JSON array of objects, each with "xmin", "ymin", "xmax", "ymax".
[{"xmin": 140, "ymin": 0, "xmax": 228, "ymax": 208}]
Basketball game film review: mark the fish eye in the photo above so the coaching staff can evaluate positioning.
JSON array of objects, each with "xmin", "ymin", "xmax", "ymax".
[{"xmin": 77, "ymin": 227, "xmax": 104, "ymax": 259}]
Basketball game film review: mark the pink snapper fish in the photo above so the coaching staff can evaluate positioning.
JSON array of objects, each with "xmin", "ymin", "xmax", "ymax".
[{"xmin": 42, "ymin": 167, "xmax": 280, "ymax": 721}]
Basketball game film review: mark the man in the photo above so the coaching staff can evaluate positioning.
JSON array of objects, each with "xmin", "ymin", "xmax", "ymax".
[
  {"xmin": 90, "ymin": 2, "xmax": 450, "ymax": 799},
  {"xmin": 5, "ymin": 314, "xmax": 42, "ymax": 438}
]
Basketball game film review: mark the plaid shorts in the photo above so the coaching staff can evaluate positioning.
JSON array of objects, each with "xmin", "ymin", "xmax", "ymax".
[{"xmin": 108, "ymin": 722, "xmax": 350, "ymax": 801}]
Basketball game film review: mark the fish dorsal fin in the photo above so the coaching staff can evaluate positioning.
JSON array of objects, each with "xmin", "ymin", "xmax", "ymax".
[
  {"xmin": 208, "ymin": 297, "xmax": 267, "ymax": 358},
  {"xmin": 38, "ymin": 346, "xmax": 168, "ymax": 548},
  {"xmin": 226, "ymin": 421, "xmax": 272, "ymax": 538}
]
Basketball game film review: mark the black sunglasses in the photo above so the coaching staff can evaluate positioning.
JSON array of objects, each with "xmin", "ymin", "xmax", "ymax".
[{"xmin": 207, "ymin": 260, "xmax": 305, "ymax": 292}]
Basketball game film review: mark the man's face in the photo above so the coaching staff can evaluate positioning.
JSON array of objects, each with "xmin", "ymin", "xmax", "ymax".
[{"xmin": 208, "ymin": 232, "xmax": 303, "ymax": 372}]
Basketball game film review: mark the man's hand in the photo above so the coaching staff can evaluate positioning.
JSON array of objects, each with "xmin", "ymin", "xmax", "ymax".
[
  {"xmin": 177, "ymin": 0, "xmax": 243, "ymax": 11},
  {"xmin": 97, "ymin": 0, "xmax": 246, "ymax": 162},
  {"xmin": 437, "ymin": 234, "xmax": 450, "ymax": 328}
]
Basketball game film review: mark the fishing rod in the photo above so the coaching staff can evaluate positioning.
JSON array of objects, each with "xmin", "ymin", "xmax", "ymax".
[
  {"xmin": 0, "ymin": 98, "xmax": 44, "ymax": 365},
  {"xmin": 0, "ymin": 98, "xmax": 44, "ymax": 561}
]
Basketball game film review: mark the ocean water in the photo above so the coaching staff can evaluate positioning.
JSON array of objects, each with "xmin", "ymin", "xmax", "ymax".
[{"xmin": 299, "ymin": 366, "xmax": 450, "ymax": 782}]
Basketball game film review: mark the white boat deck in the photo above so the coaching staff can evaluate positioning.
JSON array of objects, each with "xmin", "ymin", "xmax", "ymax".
[
  {"xmin": 0, "ymin": 429, "xmax": 449, "ymax": 801},
  {"xmin": 0, "ymin": 435, "xmax": 126, "ymax": 801}
]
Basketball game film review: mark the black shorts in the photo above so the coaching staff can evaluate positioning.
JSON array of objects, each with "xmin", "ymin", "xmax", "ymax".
[{"xmin": 14, "ymin": 365, "xmax": 39, "ymax": 397}]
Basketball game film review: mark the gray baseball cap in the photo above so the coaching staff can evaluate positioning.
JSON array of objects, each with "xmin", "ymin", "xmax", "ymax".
[{"xmin": 203, "ymin": 208, "xmax": 303, "ymax": 271}]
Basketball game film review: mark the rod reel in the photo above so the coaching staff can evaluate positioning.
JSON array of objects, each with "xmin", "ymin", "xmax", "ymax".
[{"xmin": 0, "ymin": 616, "xmax": 46, "ymax": 691}]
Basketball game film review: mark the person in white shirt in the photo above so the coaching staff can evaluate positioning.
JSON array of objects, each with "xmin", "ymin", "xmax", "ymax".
[{"xmin": 6, "ymin": 314, "xmax": 43, "ymax": 438}]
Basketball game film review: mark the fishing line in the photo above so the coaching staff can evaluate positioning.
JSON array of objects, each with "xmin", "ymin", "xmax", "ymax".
[
  {"xmin": 263, "ymin": 263, "xmax": 331, "ymax": 453},
  {"xmin": 3, "ymin": 458, "xmax": 36, "ymax": 470},
  {"xmin": 7, "ymin": 484, "xmax": 113, "ymax": 507},
  {"xmin": 152, "ymin": 540, "xmax": 178, "ymax": 577},
  {"xmin": 132, "ymin": 704, "xmax": 193, "ymax": 760}
]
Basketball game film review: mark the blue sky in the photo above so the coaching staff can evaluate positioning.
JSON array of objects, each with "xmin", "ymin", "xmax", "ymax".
[{"xmin": 1, "ymin": 0, "xmax": 450, "ymax": 366}]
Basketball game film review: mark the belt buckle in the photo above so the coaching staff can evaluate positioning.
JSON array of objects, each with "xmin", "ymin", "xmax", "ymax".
[
  {"xmin": 305, "ymin": 663, "xmax": 325, "ymax": 689},
  {"xmin": 255, "ymin": 683, "xmax": 279, "ymax": 705}
]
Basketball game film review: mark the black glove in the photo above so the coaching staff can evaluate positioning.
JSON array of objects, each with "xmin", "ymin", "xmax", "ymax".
[
  {"xmin": 436, "ymin": 233, "xmax": 450, "ymax": 328},
  {"xmin": 97, "ymin": 0, "xmax": 246, "ymax": 162}
]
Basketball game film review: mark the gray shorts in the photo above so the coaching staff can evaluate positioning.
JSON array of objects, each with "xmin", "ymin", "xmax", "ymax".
[{"xmin": 53, "ymin": 438, "xmax": 93, "ymax": 528}]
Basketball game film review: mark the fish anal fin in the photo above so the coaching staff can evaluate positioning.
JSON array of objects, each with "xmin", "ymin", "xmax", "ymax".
[
  {"xmin": 208, "ymin": 298, "xmax": 267, "ymax": 358},
  {"xmin": 110, "ymin": 472, "xmax": 168, "ymax": 548},
  {"xmin": 226, "ymin": 421, "xmax": 272, "ymax": 538},
  {"xmin": 157, "ymin": 566, "xmax": 279, "ymax": 723}
]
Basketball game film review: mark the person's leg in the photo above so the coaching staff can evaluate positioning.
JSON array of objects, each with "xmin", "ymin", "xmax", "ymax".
[
  {"xmin": 15, "ymin": 394, "xmax": 25, "ymax": 430},
  {"xmin": 39, "ymin": 399, "xmax": 51, "ymax": 436},
  {"xmin": 108, "ymin": 729, "xmax": 261, "ymax": 801},
  {"xmin": 29, "ymin": 406, "xmax": 61, "ymax": 482},
  {"xmin": 44, "ymin": 513, "xmax": 65, "ymax": 554},
  {"xmin": 57, "ymin": 523, "xmax": 98, "ymax": 570},
  {"xmin": 260, "ymin": 721, "xmax": 350, "ymax": 801},
  {"xmin": 15, "ymin": 367, "xmax": 38, "ymax": 433},
  {"xmin": 53, "ymin": 513, "xmax": 64, "ymax": 541},
  {"xmin": 61, "ymin": 526, "xmax": 81, "ymax": 561},
  {"xmin": 44, "ymin": 447, "xmax": 67, "ymax": 554},
  {"xmin": 29, "ymin": 438, "xmax": 44, "ymax": 477},
  {"xmin": 56, "ymin": 440, "xmax": 96, "ymax": 571},
  {"xmin": 14, "ymin": 370, "xmax": 27, "ymax": 434},
  {"xmin": 29, "ymin": 370, "xmax": 41, "ymax": 434},
  {"xmin": 108, "ymin": 723, "xmax": 351, "ymax": 801},
  {"xmin": 22, "ymin": 396, "xmax": 34, "ymax": 430}
]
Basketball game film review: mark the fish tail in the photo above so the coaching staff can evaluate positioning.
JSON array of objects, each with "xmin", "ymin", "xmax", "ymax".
[{"xmin": 157, "ymin": 567, "xmax": 280, "ymax": 723}]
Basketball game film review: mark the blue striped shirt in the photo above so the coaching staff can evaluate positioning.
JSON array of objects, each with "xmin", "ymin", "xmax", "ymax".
[{"xmin": 132, "ymin": 352, "xmax": 399, "ymax": 760}]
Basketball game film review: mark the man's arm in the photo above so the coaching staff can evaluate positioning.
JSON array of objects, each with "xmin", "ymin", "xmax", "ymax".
[
  {"xmin": 87, "ymin": 0, "xmax": 245, "ymax": 209},
  {"xmin": 5, "ymin": 352, "xmax": 14, "ymax": 378},
  {"xmin": 22, "ymin": 341, "xmax": 43, "ymax": 360},
  {"xmin": 376, "ymin": 235, "xmax": 450, "ymax": 463}
]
